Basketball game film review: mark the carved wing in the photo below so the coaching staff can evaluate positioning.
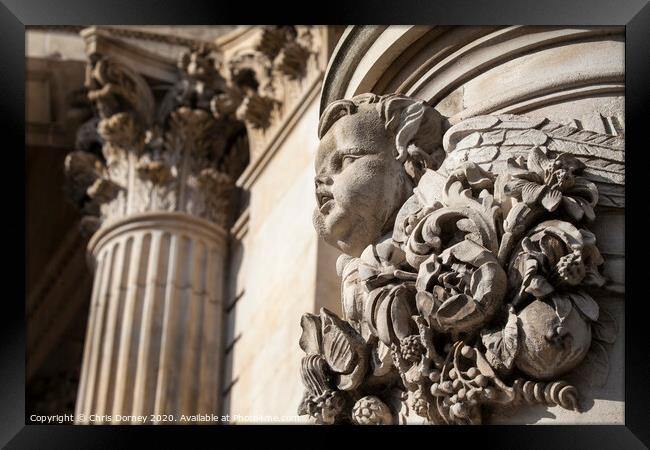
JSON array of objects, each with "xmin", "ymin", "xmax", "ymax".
[{"xmin": 440, "ymin": 115, "xmax": 625, "ymax": 208}]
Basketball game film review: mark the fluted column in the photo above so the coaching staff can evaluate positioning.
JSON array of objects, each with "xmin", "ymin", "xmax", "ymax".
[{"xmin": 75, "ymin": 212, "xmax": 226, "ymax": 423}]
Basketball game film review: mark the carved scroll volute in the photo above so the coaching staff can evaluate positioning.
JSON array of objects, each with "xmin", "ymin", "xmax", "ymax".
[
  {"xmin": 65, "ymin": 54, "xmax": 155, "ymax": 230},
  {"xmin": 228, "ymin": 26, "xmax": 320, "ymax": 133},
  {"xmin": 228, "ymin": 50, "xmax": 277, "ymax": 130}
]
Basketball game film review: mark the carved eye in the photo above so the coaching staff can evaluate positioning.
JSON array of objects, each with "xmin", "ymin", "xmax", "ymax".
[{"xmin": 341, "ymin": 155, "xmax": 360, "ymax": 170}]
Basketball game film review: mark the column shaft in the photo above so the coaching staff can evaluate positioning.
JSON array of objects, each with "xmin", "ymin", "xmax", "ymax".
[{"xmin": 74, "ymin": 212, "xmax": 226, "ymax": 424}]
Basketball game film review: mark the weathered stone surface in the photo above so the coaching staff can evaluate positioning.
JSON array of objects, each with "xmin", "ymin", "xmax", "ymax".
[
  {"xmin": 26, "ymin": 26, "xmax": 624, "ymax": 426},
  {"xmin": 298, "ymin": 92, "xmax": 623, "ymax": 425}
]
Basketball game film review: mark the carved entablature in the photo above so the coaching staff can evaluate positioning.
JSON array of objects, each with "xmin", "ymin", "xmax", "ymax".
[
  {"xmin": 66, "ymin": 35, "xmax": 248, "ymax": 232},
  {"xmin": 227, "ymin": 26, "xmax": 323, "ymax": 161},
  {"xmin": 298, "ymin": 93, "xmax": 623, "ymax": 424}
]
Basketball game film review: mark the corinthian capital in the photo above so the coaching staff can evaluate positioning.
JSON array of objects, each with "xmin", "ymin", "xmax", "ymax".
[{"xmin": 65, "ymin": 31, "xmax": 248, "ymax": 232}]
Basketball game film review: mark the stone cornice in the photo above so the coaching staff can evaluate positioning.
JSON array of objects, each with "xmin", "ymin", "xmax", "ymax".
[{"xmin": 81, "ymin": 27, "xmax": 179, "ymax": 83}]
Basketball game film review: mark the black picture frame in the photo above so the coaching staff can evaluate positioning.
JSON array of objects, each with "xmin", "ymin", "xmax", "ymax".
[{"xmin": 4, "ymin": 0, "xmax": 647, "ymax": 447}]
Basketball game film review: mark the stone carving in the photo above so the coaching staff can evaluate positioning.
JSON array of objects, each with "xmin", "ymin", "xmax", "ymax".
[
  {"xmin": 228, "ymin": 26, "xmax": 322, "ymax": 159},
  {"xmin": 67, "ymin": 27, "xmax": 323, "ymax": 227},
  {"xmin": 298, "ymin": 93, "xmax": 622, "ymax": 424},
  {"xmin": 65, "ymin": 45, "xmax": 248, "ymax": 229}
]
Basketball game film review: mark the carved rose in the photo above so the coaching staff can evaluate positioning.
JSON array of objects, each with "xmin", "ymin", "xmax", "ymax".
[{"xmin": 415, "ymin": 239, "xmax": 506, "ymax": 334}]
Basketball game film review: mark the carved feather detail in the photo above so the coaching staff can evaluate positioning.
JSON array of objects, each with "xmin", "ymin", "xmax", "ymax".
[{"xmin": 442, "ymin": 115, "xmax": 625, "ymax": 204}]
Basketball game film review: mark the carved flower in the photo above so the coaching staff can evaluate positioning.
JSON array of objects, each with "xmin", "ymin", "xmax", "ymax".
[
  {"xmin": 504, "ymin": 148, "xmax": 598, "ymax": 221},
  {"xmin": 508, "ymin": 220, "xmax": 606, "ymax": 307},
  {"xmin": 357, "ymin": 238, "xmax": 415, "ymax": 291},
  {"xmin": 415, "ymin": 239, "xmax": 507, "ymax": 334}
]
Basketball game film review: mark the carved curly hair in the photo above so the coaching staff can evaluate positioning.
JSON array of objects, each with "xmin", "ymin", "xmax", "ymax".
[{"xmin": 318, "ymin": 93, "xmax": 447, "ymax": 183}]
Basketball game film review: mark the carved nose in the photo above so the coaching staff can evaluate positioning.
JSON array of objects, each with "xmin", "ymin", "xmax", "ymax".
[{"xmin": 314, "ymin": 175, "xmax": 332, "ymax": 187}]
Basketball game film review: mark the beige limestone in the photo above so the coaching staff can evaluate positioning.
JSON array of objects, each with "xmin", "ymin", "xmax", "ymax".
[
  {"xmin": 75, "ymin": 212, "xmax": 227, "ymax": 423},
  {"xmin": 26, "ymin": 25, "xmax": 624, "ymax": 426}
]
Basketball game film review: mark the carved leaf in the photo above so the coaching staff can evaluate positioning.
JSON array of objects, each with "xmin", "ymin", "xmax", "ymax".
[
  {"xmin": 376, "ymin": 290, "xmax": 395, "ymax": 346},
  {"xmin": 561, "ymin": 196, "xmax": 585, "ymax": 221},
  {"xmin": 592, "ymin": 308, "xmax": 617, "ymax": 344},
  {"xmin": 371, "ymin": 340, "xmax": 393, "ymax": 377},
  {"xmin": 416, "ymin": 291, "xmax": 435, "ymax": 320},
  {"xmin": 576, "ymin": 197, "xmax": 596, "ymax": 221},
  {"xmin": 570, "ymin": 341, "xmax": 610, "ymax": 388},
  {"xmin": 539, "ymin": 234, "xmax": 565, "ymax": 266},
  {"xmin": 551, "ymin": 294, "xmax": 573, "ymax": 322},
  {"xmin": 527, "ymin": 147, "xmax": 549, "ymax": 175},
  {"xmin": 299, "ymin": 313, "xmax": 323, "ymax": 355},
  {"xmin": 321, "ymin": 311, "xmax": 356, "ymax": 374},
  {"xmin": 541, "ymin": 188, "xmax": 563, "ymax": 211},
  {"xmin": 525, "ymin": 275, "xmax": 554, "ymax": 298},
  {"xmin": 481, "ymin": 308, "xmax": 519, "ymax": 370},
  {"xmin": 436, "ymin": 294, "xmax": 477, "ymax": 330},
  {"xmin": 363, "ymin": 286, "xmax": 390, "ymax": 337},
  {"xmin": 570, "ymin": 291, "xmax": 599, "ymax": 322},
  {"xmin": 475, "ymin": 349, "xmax": 497, "ymax": 378}
]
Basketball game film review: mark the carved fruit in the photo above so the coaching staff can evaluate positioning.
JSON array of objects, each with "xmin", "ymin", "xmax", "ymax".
[
  {"xmin": 410, "ymin": 389, "xmax": 429, "ymax": 418},
  {"xmin": 351, "ymin": 395, "xmax": 394, "ymax": 425},
  {"xmin": 551, "ymin": 252, "xmax": 586, "ymax": 286},
  {"xmin": 515, "ymin": 299, "xmax": 591, "ymax": 380},
  {"xmin": 313, "ymin": 389, "xmax": 346, "ymax": 424},
  {"xmin": 400, "ymin": 335, "xmax": 424, "ymax": 363}
]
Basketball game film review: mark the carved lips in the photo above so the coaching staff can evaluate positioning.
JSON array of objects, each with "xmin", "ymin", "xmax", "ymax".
[{"xmin": 316, "ymin": 188, "xmax": 335, "ymax": 213}]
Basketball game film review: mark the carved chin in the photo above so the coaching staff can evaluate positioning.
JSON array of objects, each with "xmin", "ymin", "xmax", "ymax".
[{"xmin": 313, "ymin": 207, "xmax": 373, "ymax": 257}]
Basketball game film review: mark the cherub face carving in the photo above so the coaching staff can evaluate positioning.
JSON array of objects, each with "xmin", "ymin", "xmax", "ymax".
[{"xmin": 313, "ymin": 107, "xmax": 414, "ymax": 257}]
